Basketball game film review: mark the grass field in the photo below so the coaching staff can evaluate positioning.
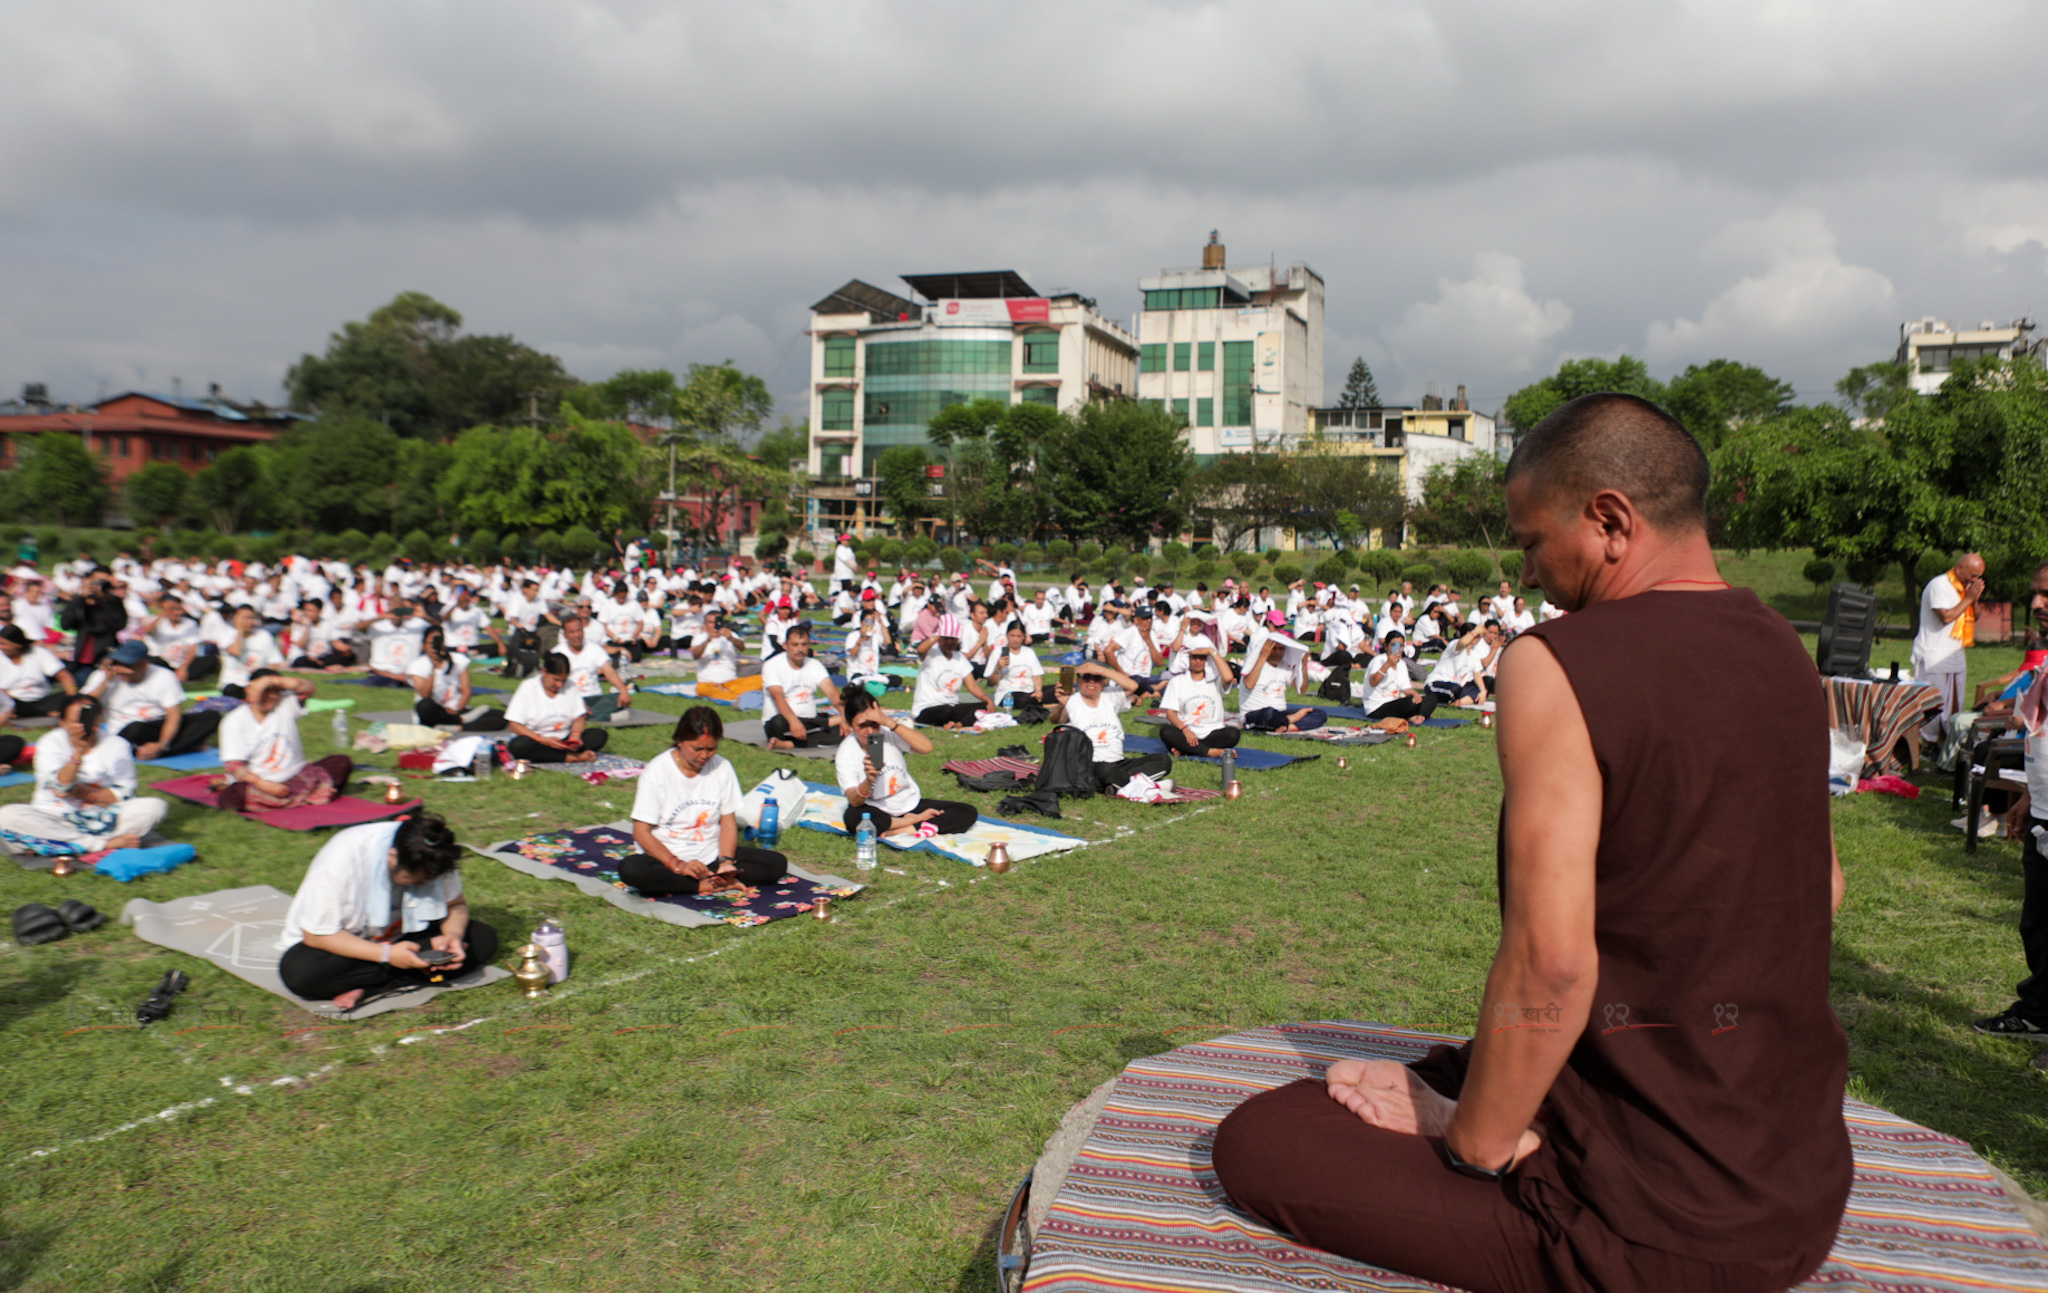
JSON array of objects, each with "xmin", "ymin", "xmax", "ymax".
[{"xmin": 4, "ymin": 562, "xmax": 2045, "ymax": 1291}]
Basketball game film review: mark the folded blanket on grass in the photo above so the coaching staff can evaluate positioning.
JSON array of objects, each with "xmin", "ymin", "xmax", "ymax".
[
  {"xmin": 153, "ymin": 773, "xmax": 420, "ymax": 831},
  {"xmin": 1122, "ymin": 735, "xmax": 1318, "ymax": 771},
  {"xmin": 794, "ymin": 782, "xmax": 1085, "ymax": 866},
  {"xmin": 122, "ymin": 884, "xmax": 508, "ymax": 1019},
  {"xmin": 940, "ymin": 757, "xmax": 1221, "ymax": 804},
  {"xmin": 525, "ymin": 752, "xmax": 647, "ymax": 779},
  {"xmin": 1026, "ymin": 1020, "xmax": 2048, "ymax": 1293},
  {"xmin": 474, "ymin": 822, "xmax": 861, "ymax": 928}
]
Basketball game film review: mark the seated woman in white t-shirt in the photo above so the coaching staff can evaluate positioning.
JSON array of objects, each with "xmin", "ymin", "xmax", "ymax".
[
  {"xmin": 912, "ymin": 614, "xmax": 993, "ymax": 729},
  {"xmin": 844, "ymin": 606, "xmax": 892, "ymax": 689},
  {"xmin": 615, "ymin": 706, "xmax": 789, "ymax": 896},
  {"xmin": 1157, "ymin": 645, "xmax": 1240, "ymax": 759},
  {"xmin": 836, "ymin": 689, "xmax": 978, "ymax": 838},
  {"xmin": 689, "ymin": 611, "xmax": 744, "ymax": 685},
  {"xmin": 1362, "ymin": 630, "xmax": 1440, "ymax": 724},
  {"xmin": 277, "ymin": 812, "xmax": 494, "ymax": 1009},
  {"xmin": 1238, "ymin": 636, "xmax": 1328, "ymax": 733},
  {"xmin": 1051, "ymin": 661, "xmax": 1174, "ymax": 792},
  {"xmin": 215, "ymin": 604, "xmax": 287, "ymax": 698},
  {"xmin": 216, "ymin": 672, "xmax": 355, "ymax": 812},
  {"xmin": 0, "ymin": 623, "xmax": 76, "ymax": 721},
  {"xmin": 762, "ymin": 622, "xmax": 843, "ymax": 750},
  {"xmin": 503, "ymin": 653, "xmax": 610, "ymax": 763},
  {"xmin": 408, "ymin": 628, "xmax": 505, "ymax": 731},
  {"xmin": 987, "ymin": 621, "xmax": 1050, "ymax": 711},
  {"xmin": 0, "ymin": 694, "xmax": 165, "ymax": 854}
]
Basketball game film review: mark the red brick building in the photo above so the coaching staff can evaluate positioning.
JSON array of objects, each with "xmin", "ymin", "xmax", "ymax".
[{"xmin": 0, "ymin": 389, "xmax": 297, "ymax": 486}]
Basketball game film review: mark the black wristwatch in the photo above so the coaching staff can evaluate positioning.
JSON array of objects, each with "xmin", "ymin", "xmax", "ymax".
[{"xmin": 1440, "ymin": 1141, "xmax": 1508, "ymax": 1182}]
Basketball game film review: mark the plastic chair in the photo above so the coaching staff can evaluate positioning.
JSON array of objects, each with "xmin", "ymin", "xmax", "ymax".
[{"xmin": 1965, "ymin": 736, "xmax": 2025, "ymax": 853}]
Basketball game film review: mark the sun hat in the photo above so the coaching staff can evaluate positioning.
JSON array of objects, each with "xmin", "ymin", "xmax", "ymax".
[{"xmin": 935, "ymin": 613, "xmax": 963, "ymax": 638}]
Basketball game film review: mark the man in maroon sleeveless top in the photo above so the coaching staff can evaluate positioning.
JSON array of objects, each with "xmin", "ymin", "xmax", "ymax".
[{"xmin": 1214, "ymin": 393, "xmax": 1851, "ymax": 1292}]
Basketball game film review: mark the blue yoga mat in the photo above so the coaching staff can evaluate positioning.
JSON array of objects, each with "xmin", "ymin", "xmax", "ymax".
[
  {"xmin": 1122, "ymin": 735, "xmax": 1316, "ymax": 771},
  {"xmin": 142, "ymin": 750, "xmax": 224, "ymax": 771},
  {"xmin": 0, "ymin": 771, "xmax": 32, "ymax": 789},
  {"xmin": 1417, "ymin": 716, "xmax": 1467, "ymax": 727}
]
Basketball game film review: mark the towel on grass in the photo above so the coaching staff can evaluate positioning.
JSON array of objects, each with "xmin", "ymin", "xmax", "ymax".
[
  {"xmin": 794, "ymin": 781, "xmax": 1085, "ymax": 866},
  {"xmin": 474, "ymin": 822, "xmax": 861, "ymax": 928},
  {"xmin": 153, "ymin": 773, "xmax": 419, "ymax": 831},
  {"xmin": 123, "ymin": 884, "xmax": 508, "ymax": 1019}
]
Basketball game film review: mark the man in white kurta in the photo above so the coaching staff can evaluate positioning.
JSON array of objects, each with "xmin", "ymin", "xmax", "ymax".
[{"xmin": 1912, "ymin": 553, "xmax": 1984, "ymax": 741}]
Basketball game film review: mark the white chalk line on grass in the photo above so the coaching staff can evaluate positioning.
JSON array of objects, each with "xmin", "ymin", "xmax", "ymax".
[{"xmin": 10, "ymin": 1064, "xmax": 340, "ymax": 1165}]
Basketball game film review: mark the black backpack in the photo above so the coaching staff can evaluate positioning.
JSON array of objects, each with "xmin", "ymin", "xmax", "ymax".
[
  {"xmin": 1317, "ymin": 663, "xmax": 1353, "ymax": 702},
  {"xmin": 1034, "ymin": 725, "xmax": 1097, "ymax": 798}
]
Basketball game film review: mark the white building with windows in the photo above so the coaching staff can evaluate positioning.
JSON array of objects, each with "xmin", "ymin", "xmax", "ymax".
[
  {"xmin": 1134, "ymin": 233, "xmax": 1325, "ymax": 461},
  {"xmin": 1897, "ymin": 317, "xmax": 2040, "ymax": 395},
  {"xmin": 804, "ymin": 271, "xmax": 1137, "ymax": 537}
]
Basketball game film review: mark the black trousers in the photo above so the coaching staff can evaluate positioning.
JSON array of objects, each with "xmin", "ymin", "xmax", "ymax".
[
  {"xmin": 915, "ymin": 702, "xmax": 984, "ymax": 728},
  {"xmin": 1160, "ymin": 724, "xmax": 1241, "ymax": 758},
  {"xmin": 1367, "ymin": 695, "xmax": 1439, "ymax": 722},
  {"xmin": 2016, "ymin": 821, "xmax": 2048, "ymax": 1017},
  {"xmin": 9, "ymin": 692, "xmax": 72, "ymax": 719},
  {"xmin": 1245, "ymin": 706, "xmax": 1326, "ymax": 732},
  {"xmin": 278, "ymin": 917, "xmax": 500, "ymax": 1003},
  {"xmin": 1424, "ymin": 680, "xmax": 1479, "ymax": 704},
  {"xmin": 618, "ymin": 847, "xmax": 786, "ymax": 894},
  {"xmin": 842, "ymin": 797, "xmax": 979, "ymax": 836},
  {"xmin": 502, "ymin": 628, "xmax": 542, "ymax": 677},
  {"xmin": 504, "ymin": 730, "xmax": 609, "ymax": 763},
  {"xmin": 415, "ymin": 698, "xmax": 507, "ymax": 731},
  {"xmin": 763, "ymin": 712, "xmax": 832, "ymax": 746},
  {"xmin": 0, "ymin": 734, "xmax": 23, "ymax": 765},
  {"xmin": 119, "ymin": 710, "xmax": 222, "ymax": 756},
  {"xmin": 1093, "ymin": 752, "xmax": 1173, "ymax": 791}
]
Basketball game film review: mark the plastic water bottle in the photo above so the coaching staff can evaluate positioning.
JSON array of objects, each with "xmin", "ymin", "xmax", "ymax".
[
  {"xmin": 331, "ymin": 708, "xmax": 349, "ymax": 750},
  {"xmin": 855, "ymin": 819, "xmax": 877, "ymax": 871},
  {"xmin": 532, "ymin": 919, "xmax": 568, "ymax": 983},
  {"xmin": 472, "ymin": 744, "xmax": 493, "ymax": 781},
  {"xmin": 757, "ymin": 798, "xmax": 781, "ymax": 848}
]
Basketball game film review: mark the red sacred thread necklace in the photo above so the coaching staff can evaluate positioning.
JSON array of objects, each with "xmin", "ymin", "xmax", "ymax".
[{"xmin": 1650, "ymin": 578, "xmax": 1731, "ymax": 591}]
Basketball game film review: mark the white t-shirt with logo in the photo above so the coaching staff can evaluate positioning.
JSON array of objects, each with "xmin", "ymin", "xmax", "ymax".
[
  {"xmin": 1365, "ymin": 653, "xmax": 1412, "ymax": 708},
  {"xmin": 505, "ymin": 676, "xmax": 587, "ymax": 740},
  {"xmin": 86, "ymin": 664, "xmax": 187, "ymax": 729},
  {"xmin": 1065, "ymin": 688, "xmax": 1129, "ymax": 762},
  {"xmin": 1160, "ymin": 672, "xmax": 1228, "ymax": 740},
  {"xmin": 219, "ymin": 693, "xmax": 309, "ymax": 784},
  {"xmin": 30, "ymin": 727, "xmax": 139, "ymax": 814},
  {"xmin": 280, "ymin": 820, "xmax": 462, "ymax": 949},
  {"xmin": 630, "ymin": 750, "xmax": 742, "ymax": 867},
  {"xmin": 835, "ymin": 727, "xmax": 921, "ymax": 816},
  {"xmin": 913, "ymin": 650, "xmax": 975, "ymax": 714},
  {"xmin": 407, "ymin": 652, "xmax": 472, "ymax": 711},
  {"xmin": 558, "ymin": 640, "xmax": 613, "ymax": 699},
  {"xmin": 762, "ymin": 654, "xmax": 829, "ymax": 720},
  {"xmin": 990, "ymin": 645, "xmax": 1044, "ymax": 703},
  {"xmin": 0, "ymin": 645, "xmax": 67, "ymax": 702}
]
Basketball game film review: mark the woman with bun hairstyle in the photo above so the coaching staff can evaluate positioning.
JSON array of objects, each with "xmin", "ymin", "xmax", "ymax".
[{"xmin": 277, "ymin": 811, "xmax": 495, "ymax": 1010}]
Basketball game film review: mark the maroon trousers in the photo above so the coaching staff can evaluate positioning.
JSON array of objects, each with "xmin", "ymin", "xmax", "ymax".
[{"xmin": 1212, "ymin": 1078, "xmax": 1821, "ymax": 1293}]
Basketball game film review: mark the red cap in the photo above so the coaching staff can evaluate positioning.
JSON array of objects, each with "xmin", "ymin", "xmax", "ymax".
[{"xmin": 861, "ymin": 589, "xmax": 878, "ymax": 601}]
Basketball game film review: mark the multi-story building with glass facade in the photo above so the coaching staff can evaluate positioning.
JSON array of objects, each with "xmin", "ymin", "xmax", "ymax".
[
  {"xmin": 804, "ymin": 271, "xmax": 1137, "ymax": 538},
  {"xmin": 1135, "ymin": 234, "xmax": 1324, "ymax": 462}
]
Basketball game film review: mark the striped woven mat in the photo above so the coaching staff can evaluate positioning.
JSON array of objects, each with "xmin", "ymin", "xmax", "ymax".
[
  {"xmin": 1026, "ymin": 1021, "xmax": 2048, "ymax": 1293},
  {"xmin": 940, "ymin": 757, "xmax": 1222, "ymax": 803}
]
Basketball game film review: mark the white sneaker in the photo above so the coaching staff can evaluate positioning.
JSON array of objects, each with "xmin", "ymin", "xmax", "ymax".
[{"xmin": 1155, "ymin": 777, "xmax": 1175, "ymax": 794}]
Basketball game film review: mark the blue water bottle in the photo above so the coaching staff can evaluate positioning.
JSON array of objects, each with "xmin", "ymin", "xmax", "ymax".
[{"xmin": 758, "ymin": 799, "xmax": 781, "ymax": 848}]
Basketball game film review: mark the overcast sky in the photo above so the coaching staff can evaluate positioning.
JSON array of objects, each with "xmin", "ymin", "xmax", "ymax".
[{"xmin": 5, "ymin": 0, "xmax": 2046, "ymax": 421}]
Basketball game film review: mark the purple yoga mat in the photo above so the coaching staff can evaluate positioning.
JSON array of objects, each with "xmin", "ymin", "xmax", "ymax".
[{"xmin": 153, "ymin": 773, "xmax": 421, "ymax": 831}]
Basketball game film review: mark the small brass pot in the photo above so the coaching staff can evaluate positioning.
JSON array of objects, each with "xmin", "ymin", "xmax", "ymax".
[{"xmin": 512, "ymin": 944, "xmax": 550, "ymax": 998}]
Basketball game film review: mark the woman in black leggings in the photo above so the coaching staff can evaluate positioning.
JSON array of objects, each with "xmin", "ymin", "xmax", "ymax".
[
  {"xmin": 837, "ymin": 689, "xmax": 979, "ymax": 836},
  {"xmin": 616, "ymin": 706, "xmax": 788, "ymax": 896},
  {"xmin": 410, "ymin": 628, "xmax": 506, "ymax": 731}
]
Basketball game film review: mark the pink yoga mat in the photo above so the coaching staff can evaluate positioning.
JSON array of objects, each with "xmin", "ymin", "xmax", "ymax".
[{"xmin": 152, "ymin": 773, "xmax": 421, "ymax": 831}]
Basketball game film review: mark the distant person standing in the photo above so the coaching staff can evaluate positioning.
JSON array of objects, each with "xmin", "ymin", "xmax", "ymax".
[
  {"xmin": 831, "ymin": 534, "xmax": 858, "ymax": 594},
  {"xmin": 1912, "ymin": 552, "xmax": 1984, "ymax": 741}
]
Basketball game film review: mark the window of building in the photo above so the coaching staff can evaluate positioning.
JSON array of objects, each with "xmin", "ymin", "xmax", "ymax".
[
  {"xmin": 821, "ymin": 389, "xmax": 855, "ymax": 431},
  {"xmin": 823, "ymin": 335, "xmax": 856, "ymax": 377},
  {"xmin": 1143, "ymin": 288, "xmax": 1223, "ymax": 311},
  {"xmin": 1448, "ymin": 416, "xmax": 1467, "ymax": 442},
  {"xmin": 864, "ymin": 338, "xmax": 1012, "ymax": 376},
  {"xmin": 820, "ymin": 445, "xmax": 850, "ymax": 479},
  {"xmin": 1020, "ymin": 386, "xmax": 1057, "ymax": 406},
  {"xmin": 1022, "ymin": 330, "xmax": 1060, "ymax": 374},
  {"xmin": 1221, "ymin": 341, "xmax": 1254, "ymax": 426},
  {"xmin": 1197, "ymin": 342, "xmax": 1215, "ymax": 372},
  {"xmin": 1173, "ymin": 342, "xmax": 1191, "ymax": 372},
  {"xmin": 1140, "ymin": 344, "xmax": 1167, "ymax": 373},
  {"xmin": 1197, "ymin": 397, "xmax": 1214, "ymax": 427},
  {"xmin": 1172, "ymin": 398, "xmax": 1189, "ymax": 423},
  {"xmin": 1143, "ymin": 399, "xmax": 1166, "ymax": 414}
]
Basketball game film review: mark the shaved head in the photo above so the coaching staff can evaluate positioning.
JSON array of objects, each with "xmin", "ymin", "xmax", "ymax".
[{"xmin": 1506, "ymin": 393, "xmax": 1709, "ymax": 533}]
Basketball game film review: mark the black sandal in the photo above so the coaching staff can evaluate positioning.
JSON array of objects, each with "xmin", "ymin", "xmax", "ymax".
[
  {"xmin": 136, "ymin": 969, "xmax": 189, "ymax": 1025},
  {"xmin": 12, "ymin": 903, "xmax": 69, "ymax": 946},
  {"xmin": 57, "ymin": 898, "xmax": 105, "ymax": 934}
]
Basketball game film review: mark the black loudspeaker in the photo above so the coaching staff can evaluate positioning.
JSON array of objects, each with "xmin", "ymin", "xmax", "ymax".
[{"xmin": 1816, "ymin": 582, "xmax": 1879, "ymax": 678}]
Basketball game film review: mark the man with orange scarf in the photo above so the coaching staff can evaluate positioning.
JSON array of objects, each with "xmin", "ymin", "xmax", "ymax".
[{"xmin": 1912, "ymin": 552, "xmax": 1983, "ymax": 742}]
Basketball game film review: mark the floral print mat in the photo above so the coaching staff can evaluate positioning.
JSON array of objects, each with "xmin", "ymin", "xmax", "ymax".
[{"xmin": 476, "ymin": 823, "xmax": 862, "ymax": 929}]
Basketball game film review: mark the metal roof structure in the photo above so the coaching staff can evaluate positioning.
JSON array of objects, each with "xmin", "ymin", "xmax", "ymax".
[
  {"xmin": 899, "ymin": 270, "xmax": 1038, "ymax": 301},
  {"xmin": 810, "ymin": 279, "xmax": 919, "ymax": 321}
]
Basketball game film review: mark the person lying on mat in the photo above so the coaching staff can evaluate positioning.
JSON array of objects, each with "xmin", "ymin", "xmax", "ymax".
[
  {"xmin": 763, "ymin": 622, "xmax": 844, "ymax": 750},
  {"xmin": 1237, "ymin": 637, "xmax": 1326, "ymax": 733},
  {"xmin": 277, "ymin": 811, "xmax": 497, "ymax": 1010},
  {"xmin": 503, "ymin": 653, "xmax": 609, "ymax": 764},
  {"xmin": 408, "ymin": 628, "xmax": 504, "ymax": 731},
  {"xmin": 1158, "ymin": 647, "xmax": 1240, "ymax": 759},
  {"xmin": 1212, "ymin": 392, "xmax": 1852, "ymax": 1293},
  {"xmin": 911, "ymin": 614, "xmax": 992, "ymax": 729},
  {"xmin": 617, "ymin": 705, "xmax": 789, "ymax": 896},
  {"xmin": 0, "ymin": 623, "xmax": 77, "ymax": 724},
  {"xmin": 837, "ymin": 689, "xmax": 978, "ymax": 839},
  {"xmin": 215, "ymin": 671, "xmax": 355, "ymax": 812},
  {"xmin": 0, "ymin": 694, "xmax": 166, "ymax": 854},
  {"xmin": 1051, "ymin": 662, "xmax": 1174, "ymax": 792},
  {"xmin": 83, "ymin": 640, "xmax": 222, "ymax": 759}
]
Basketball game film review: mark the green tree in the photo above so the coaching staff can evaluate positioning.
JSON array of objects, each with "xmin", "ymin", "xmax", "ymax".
[
  {"xmin": 1802, "ymin": 556, "xmax": 1837, "ymax": 593},
  {"xmin": 1339, "ymin": 357, "xmax": 1382, "ymax": 408},
  {"xmin": 467, "ymin": 529, "xmax": 501, "ymax": 565},
  {"xmin": 400, "ymin": 528, "xmax": 438, "ymax": 563},
  {"xmin": 1408, "ymin": 456, "xmax": 1508, "ymax": 547},
  {"xmin": 566, "ymin": 368, "xmax": 682, "ymax": 425},
  {"xmin": 1836, "ymin": 362, "xmax": 1913, "ymax": 422},
  {"xmin": 12, "ymin": 434, "xmax": 111, "ymax": 525},
  {"xmin": 1445, "ymin": 549, "xmax": 1494, "ymax": 588},
  {"xmin": 192, "ymin": 446, "xmax": 273, "ymax": 533},
  {"xmin": 558, "ymin": 525, "xmax": 600, "ymax": 565},
  {"xmin": 1502, "ymin": 356, "xmax": 1666, "ymax": 433},
  {"xmin": 671, "ymin": 362, "xmax": 774, "ymax": 445},
  {"xmin": 1662, "ymin": 360, "xmax": 1796, "ymax": 451},
  {"xmin": 286, "ymin": 291, "xmax": 575, "ymax": 438},
  {"xmin": 438, "ymin": 412, "xmax": 656, "ymax": 534},
  {"xmin": 124, "ymin": 462, "xmax": 190, "ymax": 528},
  {"xmin": 1043, "ymin": 401, "xmax": 1193, "ymax": 546},
  {"xmin": 752, "ymin": 418, "xmax": 810, "ymax": 474},
  {"xmin": 1498, "ymin": 550, "xmax": 1525, "ymax": 583},
  {"xmin": 876, "ymin": 446, "xmax": 932, "ymax": 534},
  {"xmin": 927, "ymin": 399, "xmax": 1063, "ymax": 540}
]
